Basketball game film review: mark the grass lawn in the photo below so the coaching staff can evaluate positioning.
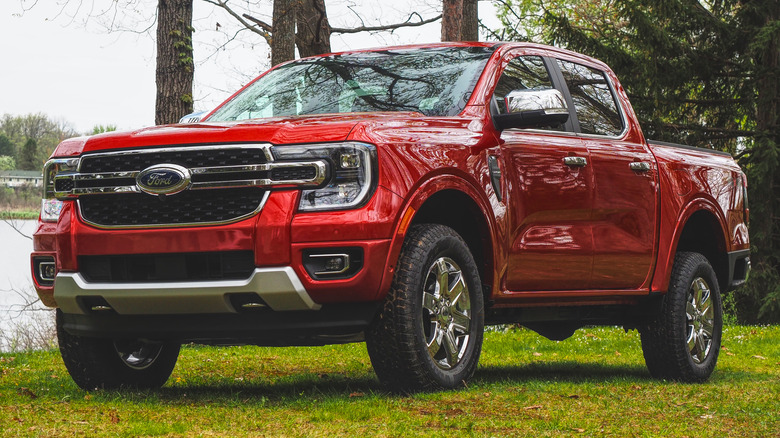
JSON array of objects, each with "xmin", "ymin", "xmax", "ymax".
[
  {"xmin": 0, "ymin": 210, "xmax": 38, "ymax": 220},
  {"xmin": 1, "ymin": 325, "xmax": 778, "ymax": 437}
]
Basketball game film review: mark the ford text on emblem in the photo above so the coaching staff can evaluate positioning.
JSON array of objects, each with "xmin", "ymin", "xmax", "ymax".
[{"xmin": 136, "ymin": 164, "xmax": 192, "ymax": 195}]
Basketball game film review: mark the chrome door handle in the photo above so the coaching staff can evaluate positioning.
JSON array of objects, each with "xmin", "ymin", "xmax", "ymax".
[
  {"xmin": 629, "ymin": 161, "xmax": 652, "ymax": 172},
  {"xmin": 563, "ymin": 156, "xmax": 588, "ymax": 167}
]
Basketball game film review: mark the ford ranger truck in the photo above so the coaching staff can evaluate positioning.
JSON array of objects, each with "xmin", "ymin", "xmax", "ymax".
[{"xmin": 32, "ymin": 42, "xmax": 751, "ymax": 392}]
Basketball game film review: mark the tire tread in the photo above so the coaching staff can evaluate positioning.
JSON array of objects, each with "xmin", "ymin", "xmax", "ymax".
[
  {"xmin": 57, "ymin": 310, "xmax": 180, "ymax": 390},
  {"xmin": 365, "ymin": 224, "xmax": 484, "ymax": 393},
  {"xmin": 640, "ymin": 251, "xmax": 722, "ymax": 382}
]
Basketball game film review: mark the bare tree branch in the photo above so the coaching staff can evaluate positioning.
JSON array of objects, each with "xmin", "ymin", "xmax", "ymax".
[
  {"xmin": 331, "ymin": 12, "xmax": 442, "ymax": 34},
  {"xmin": 2, "ymin": 219, "xmax": 32, "ymax": 240},
  {"xmin": 202, "ymin": 0, "xmax": 272, "ymax": 44},
  {"xmin": 1, "ymin": 286, "xmax": 56, "ymax": 352},
  {"xmin": 479, "ymin": 19, "xmax": 503, "ymax": 41},
  {"xmin": 242, "ymin": 12, "xmax": 273, "ymax": 33},
  {"xmin": 346, "ymin": 5, "xmax": 367, "ymax": 29}
]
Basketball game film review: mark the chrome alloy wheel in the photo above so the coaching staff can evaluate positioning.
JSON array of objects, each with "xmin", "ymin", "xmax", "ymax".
[
  {"xmin": 686, "ymin": 277, "xmax": 715, "ymax": 364},
  {"xmin": 114, "ymin": 340, "xmax": 164, "ymax": 370},
  {"xmin": 421, "ymin": 257, "xmax": 472, "ymax": 370}
]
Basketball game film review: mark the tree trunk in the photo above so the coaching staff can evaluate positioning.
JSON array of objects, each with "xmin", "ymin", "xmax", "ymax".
[
  {"xmin": 155, "ymin": 0, "xmax": 194, "ymax": 125},
  {"xmin": 460, "ymin": 0, "xmax": 478, "ymax": 41},
  {"xmin": 296, "ymin": 0, "xmax": 332, "ymax": 58},
  {"xmin": 441, "ymin": 0, "xmax": 463, "ymax": 41},
  {"xmin": 271, "ymin": 0, "xmax": 297, "ymax": 65}
]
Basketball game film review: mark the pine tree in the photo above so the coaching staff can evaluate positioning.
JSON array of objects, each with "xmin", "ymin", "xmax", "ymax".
[
  {"xmin": 0, "ymin": 133, "xmax": 13, "ymax": 157},
  {"xmin": 495, "ymin": 0, "xmax": 780, "ymax": 322},
  {"xmin": 18, "ymin": 138, "xmax": 39, "ymax": 171}
]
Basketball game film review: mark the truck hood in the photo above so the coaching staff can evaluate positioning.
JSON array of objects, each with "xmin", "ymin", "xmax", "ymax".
[{"xmin": 53, "ymin": 112, "xmax": 422, "ymax": 157}]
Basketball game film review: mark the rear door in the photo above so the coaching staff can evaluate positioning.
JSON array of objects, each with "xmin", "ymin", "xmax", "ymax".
[{"xmin": 554, "ymin": 59, "xmax": 658, "ymax": 290}]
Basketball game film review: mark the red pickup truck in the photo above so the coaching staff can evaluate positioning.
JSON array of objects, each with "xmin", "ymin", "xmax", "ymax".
[{"xmin": 32, "ymin": 42, "xmax": 750, "ymax": 392}]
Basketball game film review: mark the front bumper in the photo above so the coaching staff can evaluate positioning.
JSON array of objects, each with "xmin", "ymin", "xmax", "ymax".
[
  {"xmin": 32, "ymin": 187, "xmax": 402, "ymax": 310},
  {"xmin": 54, "ymin": 267, "xmax": 319, "ymax": 316}
]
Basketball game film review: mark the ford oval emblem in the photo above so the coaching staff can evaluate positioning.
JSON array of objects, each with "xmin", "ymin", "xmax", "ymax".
[{"xmin": 136, "ymin": 164, "xmax": 191, "ymax": 195}]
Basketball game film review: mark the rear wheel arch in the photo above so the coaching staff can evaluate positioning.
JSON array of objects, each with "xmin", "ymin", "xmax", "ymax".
[{"xmin": 671, "ymin": 204, "xmax": 730, "ymax": 292}]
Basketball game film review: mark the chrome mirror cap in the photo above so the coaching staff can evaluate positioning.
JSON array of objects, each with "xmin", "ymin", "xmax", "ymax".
[
  {"xmin": 505, "ymin": 88, "xmax": 568, "ymax": 115},
  {"xmin": 493, "ymin": 88, "xmax": 570, "ymax": 131}
]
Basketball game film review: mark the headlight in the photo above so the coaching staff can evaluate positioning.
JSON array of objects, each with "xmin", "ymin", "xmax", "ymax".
[
  {"xmin": 272, "ymin": 142, "xmax": 377, "ymax": 212},
  {"xmin": 41, "ymin": 158, "xmax": 78, "ymax": 222}
]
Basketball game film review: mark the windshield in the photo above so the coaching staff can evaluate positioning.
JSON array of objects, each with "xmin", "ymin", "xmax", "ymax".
[{"xmin": 207, "ymin": 46, "xmax": 495, "ymax": 121}]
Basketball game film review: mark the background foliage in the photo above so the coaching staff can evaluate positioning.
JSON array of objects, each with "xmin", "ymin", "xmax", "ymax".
[{"xmin": 0, "ymin": 114, "xmax": 79, "ymax": 172}]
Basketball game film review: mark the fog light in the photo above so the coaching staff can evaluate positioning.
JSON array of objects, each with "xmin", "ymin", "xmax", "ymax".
[
  {"xmin": 312, "ymin": 254, "xmax": 350, "ymax": 275},
  {"xmin": 32, "ymin": 256, "xmax": 56, "ymax": 287},
  {"xmin": 39, "ymin": 261, "xmax": 56, "ymax": 281},
  {"xmin": 302, "ymin": 248, "xmax": 364, "ymax": 280}
]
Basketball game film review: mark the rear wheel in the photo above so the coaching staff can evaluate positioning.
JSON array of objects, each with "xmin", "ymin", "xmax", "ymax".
[
  {"xmin": 640, "ymin": 251, "xmax": 722, "ymax": 382},
  {"xmin": 365, "ymin": 224, "xmax": 484, "ymax": 393},
  {"xmin": 57, "ymin": 310, "xmax": 180, "ymax": 390}
]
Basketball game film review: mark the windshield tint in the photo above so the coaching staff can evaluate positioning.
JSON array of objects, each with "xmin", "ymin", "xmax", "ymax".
[{"xmin": 207, "ymin": 46, "xmax": 494, "ymax": 121}]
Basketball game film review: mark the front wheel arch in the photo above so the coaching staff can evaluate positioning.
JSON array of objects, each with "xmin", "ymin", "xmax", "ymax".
[{"xmin": 381, "ymin": 181, "xmax": 497, "ymax": 305}]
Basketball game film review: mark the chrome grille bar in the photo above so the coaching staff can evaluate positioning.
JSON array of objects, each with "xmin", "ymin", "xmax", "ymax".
[{"xmin": 53, "ymin": 146, "xmax": 328, "ymax": 199}]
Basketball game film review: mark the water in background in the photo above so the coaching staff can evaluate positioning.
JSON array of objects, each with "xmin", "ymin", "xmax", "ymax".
[
  {"xmin": 0, "ymin": 220, "xmax": 53, "ymax": 351},
  {"xmin": 1, "ymin": 219, "xmax": 36, "ymax": 302}
]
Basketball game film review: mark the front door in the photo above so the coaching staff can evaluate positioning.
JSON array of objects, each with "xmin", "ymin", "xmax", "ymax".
[{"xmin": 494, "ymin": 54, "xmax": 594, "ymax": 291}]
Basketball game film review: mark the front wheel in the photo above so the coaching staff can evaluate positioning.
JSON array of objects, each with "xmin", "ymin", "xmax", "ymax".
[
  {"xmin": 640, "ymin": 251, "xmax": 723, "ymax": 382},
  {"xmin": 365, "ymin": 224, "xmax": 484, "ymax": 393},
  {"xmin": 57, "ymin": 310, "xmax": 180, "ymax": 390}
]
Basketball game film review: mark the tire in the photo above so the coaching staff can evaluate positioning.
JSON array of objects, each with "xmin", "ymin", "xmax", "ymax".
[
  {"xmin": 640, "ymin": 251, "xmax": 723, "ymax": 382},
  {"xmin": 56, "ymin": 310, "xmax": 180, "ymax": 390},
  {"xmin": 365, "ymin": 224, "xmax": 485, "ymax": 393}
]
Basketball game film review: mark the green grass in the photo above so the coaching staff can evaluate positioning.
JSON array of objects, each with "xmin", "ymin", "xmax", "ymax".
[
  {"xmin": 1, "ymin": 326, "xmax": 778, "ymax": 437},
  {"xmin": 0, "ymin": 209, "xmax": 38, "ymax": 220}
]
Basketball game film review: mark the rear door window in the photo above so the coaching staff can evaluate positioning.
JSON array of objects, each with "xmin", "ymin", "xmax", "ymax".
[{"xmin": 557, "ymin": 60, "xmax": 624, "ymax": 136}]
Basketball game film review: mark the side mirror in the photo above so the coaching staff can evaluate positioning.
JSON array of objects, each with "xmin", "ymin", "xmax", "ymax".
[
  {"xmin": 179, "ymin": 111, "xmax": 206, "ymax": 124},
  {"xmin": 493, "ymin": 88, "xmax": 569, "ymax": 131}
]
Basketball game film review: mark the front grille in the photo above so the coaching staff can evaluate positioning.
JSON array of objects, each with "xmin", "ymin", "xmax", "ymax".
[
  {"xmin": 72, "ymin": 145, "xmax": 273, "ymax": 227},
  {"xmin": 79, "ymin": 251, "xmax": 255, "ymax": 283},
  {"xmin": 79, "ymin": 187, "xmax": 265, "ymax": 227},
  {"xmin": 55, "ymin": 178, "xmax": 75, "ymax": 192},
  {"xmin": 270, "ymin": 166, "xmax": 317, "ymax": 181},
  {"xmin": 80, "ymin": 147, "xmax": 268, "ymax": 173}
]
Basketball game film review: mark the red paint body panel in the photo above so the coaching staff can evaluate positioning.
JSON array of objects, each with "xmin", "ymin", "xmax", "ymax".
[
  {"xmin": 648, "ymin": 144, "xmax": 749, "ymax": 293},
  {"xmin": 586, "ymin": 136, "xmax": 658, "ymax": 290},
  {"xmin": 499, "ymin": 130, "xmax": 593, "ymax": 291},
  {"xmin": 291, "ymin": 187, "xmax": 403, "ymax": 243},
  {"xmin": 32, "ymin": 42, "xmax": 749, "ymax": 316},
  {"xmin": 290, "ymin": 240, "xmax": 391, "ymax": 303}
]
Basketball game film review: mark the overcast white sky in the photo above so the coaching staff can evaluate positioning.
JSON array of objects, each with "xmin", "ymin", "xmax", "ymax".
[{"xmin": 1, "ymin": 1, "xmax": 501, "ymax": 133}]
